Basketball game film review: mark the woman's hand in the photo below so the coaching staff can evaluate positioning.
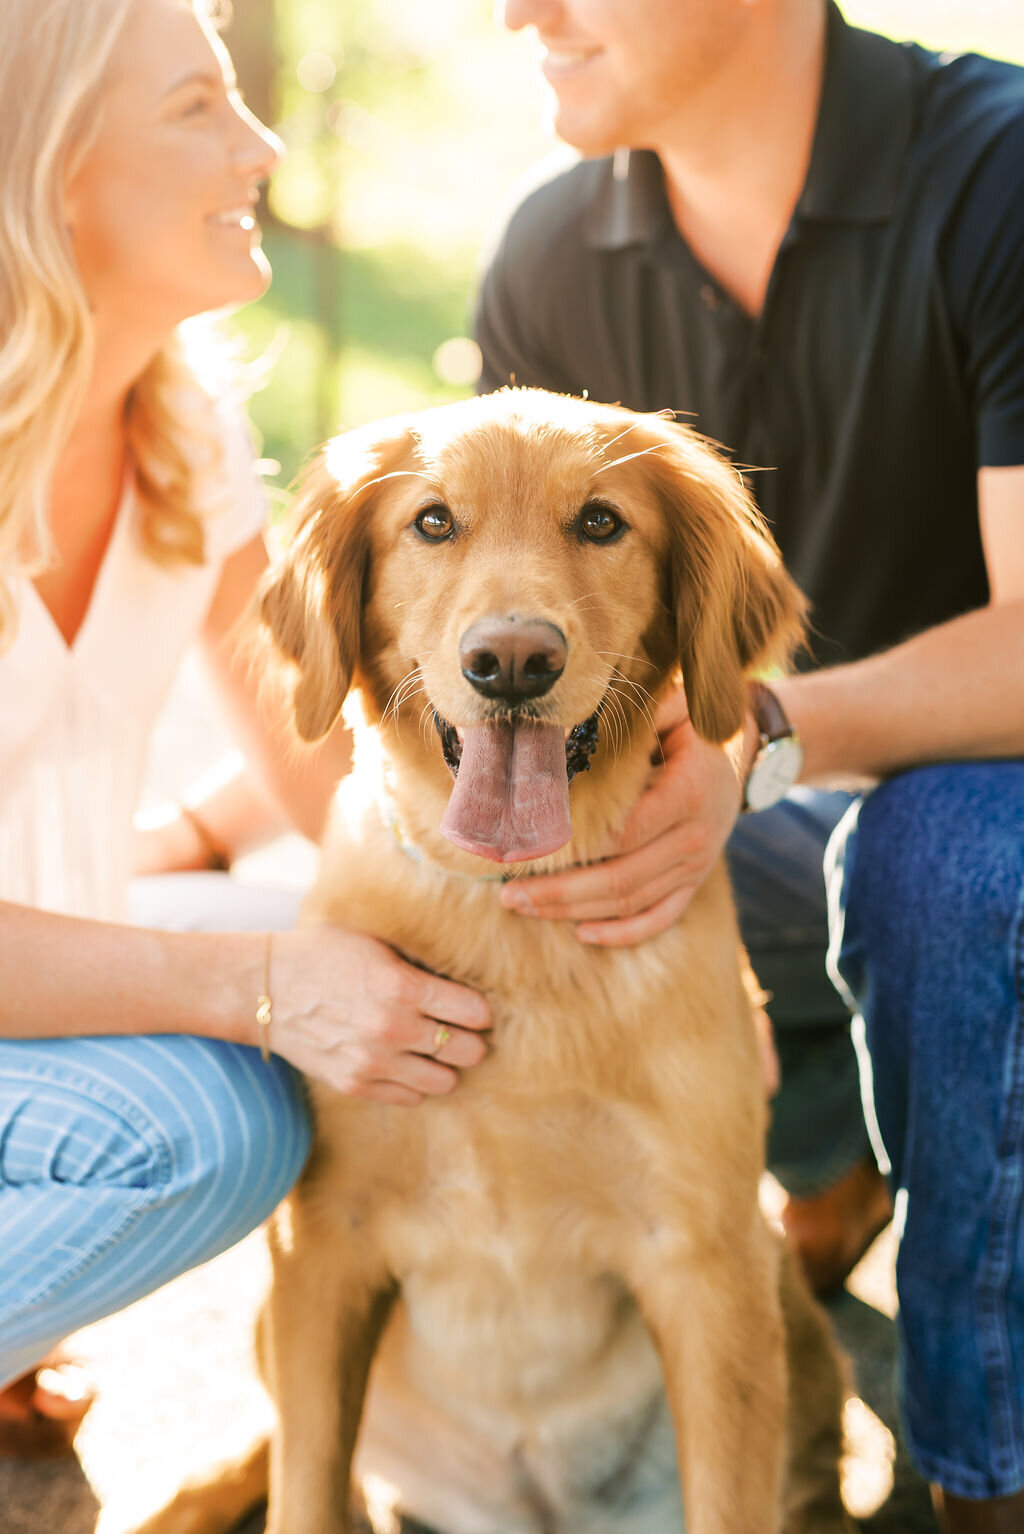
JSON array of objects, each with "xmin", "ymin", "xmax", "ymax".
[
  {"xmin": 132, "ymin": 759, "xmax": 296, "ymax": 877},
  {"xmin": 500, "ymin": 689, "xmax": 755, "ymax": 947},
  {"xmin": 266, "ymin": 927, "xmax": 492, "ymax": 1105},
  {"xmin": 132, "ymin": 804, "xmax": 220, "ymax": 876}
]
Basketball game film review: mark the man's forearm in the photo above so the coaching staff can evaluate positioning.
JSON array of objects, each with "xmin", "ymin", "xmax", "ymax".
[
  {"xmin": 774, "ymin": 598, "xmax": 1024, "ymax": 783},
  {"xmin": 0, "ymin": 901, "xmax": 260, "ymax": 1044}
]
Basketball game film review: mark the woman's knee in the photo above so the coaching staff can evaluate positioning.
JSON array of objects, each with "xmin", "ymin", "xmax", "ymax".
[
  {"xmin": 0, "ymin": 1036, "xmax": 311, "ymax": 1232},
  {"xmin": 133, "ymin": 1037, "xmax": 312, "ymax": 1229},
  {"xmin": 0, "ymin": 1045, "xmax": 165, "ymax": 1191}
]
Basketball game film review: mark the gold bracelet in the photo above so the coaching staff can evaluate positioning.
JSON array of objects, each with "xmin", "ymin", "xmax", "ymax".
[
  {"xmin": 179, "ymin": 804, "xmax": 231, "ymax": 872},
  {"xmin": 256, "ymin": 932, "xmax": 273, "ymax": 1063}
]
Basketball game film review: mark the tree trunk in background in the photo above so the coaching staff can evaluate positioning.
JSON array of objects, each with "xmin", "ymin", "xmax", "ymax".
[{"xmin": 224, "ymin": 0, "xmax": 279, "ymax": 129}]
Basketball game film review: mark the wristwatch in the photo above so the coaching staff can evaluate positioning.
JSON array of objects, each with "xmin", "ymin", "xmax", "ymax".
[{"xmin": 742, "ymin": 682, "xmax": 804, "ymax": 812}]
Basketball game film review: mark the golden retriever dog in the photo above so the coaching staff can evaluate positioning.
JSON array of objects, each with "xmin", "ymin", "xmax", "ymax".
[{"xmin": 139, "ymin": 388, "xmax": 852, "ymax": 1534}]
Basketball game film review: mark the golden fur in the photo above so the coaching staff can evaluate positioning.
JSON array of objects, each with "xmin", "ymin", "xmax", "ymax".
[{"xmin": 137, "ymin": 389, "xmax": 850, "ymax": 1534}]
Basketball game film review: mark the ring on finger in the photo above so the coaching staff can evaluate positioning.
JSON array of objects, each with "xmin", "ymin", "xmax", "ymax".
[{"xmin": 431, "ymin": 1023, "xmax": 451, "ymax": 1056}]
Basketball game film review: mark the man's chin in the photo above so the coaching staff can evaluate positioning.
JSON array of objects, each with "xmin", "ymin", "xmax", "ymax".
[{"xmin": 547, "ymin": 103, "xmax": 626, "ymax": 161}]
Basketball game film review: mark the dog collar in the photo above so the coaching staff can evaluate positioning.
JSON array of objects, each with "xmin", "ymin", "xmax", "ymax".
[{"xmin": 383, "ymin": 803, "xmax": 513, "ymax": 883}]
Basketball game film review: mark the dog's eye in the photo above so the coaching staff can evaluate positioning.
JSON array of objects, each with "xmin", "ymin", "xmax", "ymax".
[
  {"xmin": 414, "ymin": 504, "xmax": 455, "ymax": 542},
  {"xmin": 577, "ymin": 501, "xmax": 625, "ymax": 543}
]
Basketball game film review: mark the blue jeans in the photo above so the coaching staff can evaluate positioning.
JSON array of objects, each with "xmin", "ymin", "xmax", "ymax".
[{"xmin": 829, "ymin": 762, "xmax": 1024, "ymax": 1499}]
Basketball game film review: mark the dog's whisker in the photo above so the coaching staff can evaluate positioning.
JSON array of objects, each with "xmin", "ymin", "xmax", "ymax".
[
  {"xmin": 603, "ymin": 689, "xmax": 632, "ymax": 761},
  {"xmin": 622, "ymin": 696, "xmax": 659, "ymax": 742},
  {"xmin": 580, "ymin": 669, "xmax": 630, "ymax": 761},
  {"xmin": 395, "ymin": 672, "xmax": 428, "ymax": 707},
  {"xmin": 596, "ymin": 421, "xmax": 643, "ymax": 456},
  {"xmin": 595, "ymin": 650, "xmax": 659, "ymax": 670},
  {"xmin": 608, "ymin": 663, "xmax": 646, "ymax": 703},
  {"xmin": 607, "ymin": 699, "xmax": 631, "ymax": 763},
  {"xmin": 609, "ymin": 665, "xmax": 660, "ymax": 710},
  {"xmin": 417, "ymin": 701, "xmax": 437, "ymax": 748},
  {"xmin": 391, "ymin": 684, "xmax": 428, "ymax": 737},
  {"xmin": 607, "ymin": 686, "xmax": 640, "ymax": 726},
  {"xmin": 383, "ymin": 670, "xmax": 430, "ymax": 736},
  {"xmin": 604, "ymin": 696, "xmax": 624, "ymax": 759},
  {"xmin": 352, "ymin": 468, "xmax": 437, "ymax": 493},
  {"xmin": 592, "ymin": 442, "xmax": 674, "ymax": 475},
  {"xmin": 609, "ymin": 669, "xmax": 658, "ymax": 739},
  {"xmin": 382, "ymin": 667, "xmax": 425, "ymax": 725},
  {"xmin": 385, "ymin": 677, "xmax": 430, "ymax": 734}
]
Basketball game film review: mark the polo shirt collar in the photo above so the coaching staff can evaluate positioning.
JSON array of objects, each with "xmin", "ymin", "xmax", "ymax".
[
  {"xmin": 586, "ymin": 0, "xmax": 916, "ymax": 250},
  {"xmin": 798, "ymin": 1, "xmax": 916, "ymax": 221}
]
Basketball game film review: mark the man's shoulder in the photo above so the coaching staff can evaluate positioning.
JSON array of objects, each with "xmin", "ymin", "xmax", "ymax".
[
  {"xmin": 885, "ymin": 42, "xmax": 1024, "ymax": 249},
  {"xmin": 914, "ymin": 45, "xmax": 1024, "ymax": 156},
  {"xmin": 491, "ymin": 153, "xmax": 612, "ymax": 276}
]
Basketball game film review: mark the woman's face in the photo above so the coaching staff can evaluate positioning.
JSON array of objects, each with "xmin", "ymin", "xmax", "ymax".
[{"xmin": 66, "ymin": 0, "xmax": 283, "ymax": 334}]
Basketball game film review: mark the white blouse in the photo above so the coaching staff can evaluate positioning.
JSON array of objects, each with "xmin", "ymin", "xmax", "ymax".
[{"xmin": 0, "ymin": 421, "xmax": 266, "ymax": 922}]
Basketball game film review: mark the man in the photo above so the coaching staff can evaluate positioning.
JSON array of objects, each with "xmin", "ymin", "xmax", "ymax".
[{"xmin": 475, "ymin": 0, "xmax": 1024, "ymax": 1526}]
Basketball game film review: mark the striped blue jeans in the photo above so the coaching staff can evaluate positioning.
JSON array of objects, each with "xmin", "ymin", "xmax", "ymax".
[{"xmin": 0, "ymin": 877, "xmax": 310, "ymax": 1387}]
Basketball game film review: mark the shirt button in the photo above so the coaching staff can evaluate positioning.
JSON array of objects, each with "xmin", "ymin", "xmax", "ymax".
[{"xmin": 699, "ymin": 283, "xmax": 720, "ymax": 312}]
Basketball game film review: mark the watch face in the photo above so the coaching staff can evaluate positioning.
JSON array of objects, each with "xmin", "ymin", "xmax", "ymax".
[{"xmin": 745, "ymin": 736, "xmax": 804, "ymax": 812}]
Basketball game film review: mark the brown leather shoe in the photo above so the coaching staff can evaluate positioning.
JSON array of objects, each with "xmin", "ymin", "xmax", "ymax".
[
  {"xmin": 933, "ymin": 1487, "xmax": 1024, "ymax": 1532},
  {"xmin": 0, "ymin": 1355, "xmax": 96, "ymax": 1459},
  {"xmin": 782, "ymin": 1156, "xmax": 893, "ymax": 1296}
]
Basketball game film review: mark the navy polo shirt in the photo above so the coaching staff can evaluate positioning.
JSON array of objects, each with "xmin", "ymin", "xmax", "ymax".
[{"xmin": 475, "ymin": 3, "xmax": 1024, "ymax": 668}]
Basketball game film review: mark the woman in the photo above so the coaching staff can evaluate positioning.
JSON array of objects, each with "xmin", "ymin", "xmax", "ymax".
[{"xmin": 0, "ymin": 0, "xmax": 490, "ymax": 1453}]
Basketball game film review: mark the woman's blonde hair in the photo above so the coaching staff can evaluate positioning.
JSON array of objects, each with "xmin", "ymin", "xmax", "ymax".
[{"xmin": 0, "ymin": 0, "xmax": 237, "ymax": 648}]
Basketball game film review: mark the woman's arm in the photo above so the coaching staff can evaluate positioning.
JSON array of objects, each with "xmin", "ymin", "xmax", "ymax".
[
  {"xmin": 1, "ymin": 901, "xmax": 490, "ymax": 1105},
  {"xmin": 197, "ymin": 531, "xmax": 355, "ymax": 844},
  {"xmin": 132, "ymin": 532, "xmax": 355, "ymax": 873}
]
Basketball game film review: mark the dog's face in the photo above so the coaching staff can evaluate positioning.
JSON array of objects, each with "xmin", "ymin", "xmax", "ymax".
[{"xmin": 262, "ymin": 389, "xmax": 804, "ymax": 863}]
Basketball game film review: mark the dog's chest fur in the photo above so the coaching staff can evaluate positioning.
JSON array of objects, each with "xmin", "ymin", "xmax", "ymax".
[
  {"xmin": 302, "ymin": 748, "xmax": 764, "ymax": 1403},
  {"xmin": 315, "ymin": 1086, "xmax": 686, "ymax": 1531},
  {"xmin": 289, "ymin": 722, "xmax": 766, "ymax": 1528},
  {"xmin": 312, "ymin": 1081, "xmax": 690, "ymax": 1322}
]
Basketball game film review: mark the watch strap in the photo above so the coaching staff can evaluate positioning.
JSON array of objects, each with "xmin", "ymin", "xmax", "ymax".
[
  {"xmin": 748, "ymin": 681, "xmax": 793, "ymax": 745},
  {"xmin": 742, "ymin": 681, "xmax": 801, "ymax": 813}
]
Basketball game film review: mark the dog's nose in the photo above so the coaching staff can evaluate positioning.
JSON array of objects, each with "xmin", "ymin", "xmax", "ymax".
[{"xmin": 459, "ymin": 617, "xmax": 567, "ymax": 702}]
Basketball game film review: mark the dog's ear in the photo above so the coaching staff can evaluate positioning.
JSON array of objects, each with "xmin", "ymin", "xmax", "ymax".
[
  {"xmin": 644, "ymin": 424, "xmax": 807, "ymax": 742},
  {"xmin": 260, "ymin": 421, "xmax": 411, "ymax": 742}
]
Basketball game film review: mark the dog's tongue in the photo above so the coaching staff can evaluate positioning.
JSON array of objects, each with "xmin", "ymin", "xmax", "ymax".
[{"xmin": 440, "ymin": 720, "xmax": 571, "ymax": 863}]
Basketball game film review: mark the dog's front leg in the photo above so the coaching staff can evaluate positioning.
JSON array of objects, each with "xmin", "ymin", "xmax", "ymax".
[
  {"xmin": 632, "ymin": 1219, "xmax": 787, "ymax": 1534},
  {"xmin": 778, "ymin": 1245, "xmax": 854, "ymax": 1534},
  {"xmin": 264, "ymin": 1193, "xmax": 396, "ymax": 1534}
]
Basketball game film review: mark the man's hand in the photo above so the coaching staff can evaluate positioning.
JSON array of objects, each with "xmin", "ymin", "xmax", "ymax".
[{"xmin": 500, "ymin": 690, "xmax": 754, "ymax": 946}]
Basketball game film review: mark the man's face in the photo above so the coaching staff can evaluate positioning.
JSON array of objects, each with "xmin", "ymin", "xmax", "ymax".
[{"xmin": 500, "ymin": 0, "xmax": 753, "ymax": 156}]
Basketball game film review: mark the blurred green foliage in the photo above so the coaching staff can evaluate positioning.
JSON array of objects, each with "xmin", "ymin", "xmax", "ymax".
[
  {"xmin": 225, "ymin": 0, "xmax": 551, "ymax": 491},
  {"xmin": 235, "ymin": 230, "xmax": 479, "ymax": 487},
  {"xmin": 224, "ymin": 0, "xmax": 1024, "ymax": 495}
]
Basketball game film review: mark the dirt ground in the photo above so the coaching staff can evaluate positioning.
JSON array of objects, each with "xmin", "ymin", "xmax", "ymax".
[{"xmin": 0, "ymin": 657, "xmax": 940, "ymax": 1533}]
